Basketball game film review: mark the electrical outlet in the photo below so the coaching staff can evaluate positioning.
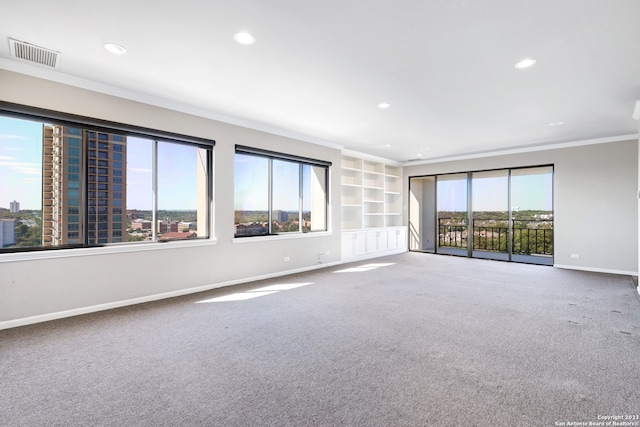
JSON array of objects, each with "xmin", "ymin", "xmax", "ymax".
[
  {"xmin": 284, "ymin": 256, "xmax": 290, "ymax": 262},
  {"xmin": 571, "ymin": 253, "xmax": 580, "ymax": 259}
]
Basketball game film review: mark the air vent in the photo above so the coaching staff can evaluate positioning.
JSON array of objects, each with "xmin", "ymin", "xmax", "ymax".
[{"xmin": 9, "ymin": 38, "xmax": 60, "ymax": 68}]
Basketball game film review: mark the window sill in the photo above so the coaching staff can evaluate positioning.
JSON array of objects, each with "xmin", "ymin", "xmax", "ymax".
[
  {"xmin": 233, "ymin": 230, "xmax": 333, "ymax": 244},
  {"xmin": 0, "ymin": 237, "xmax": 218, "ymax": 263}
]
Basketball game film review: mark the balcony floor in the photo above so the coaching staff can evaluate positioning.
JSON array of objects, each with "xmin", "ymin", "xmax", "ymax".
[{"xmin": 432, "ymin": 247, "xmax": 553, "ymax": 266}]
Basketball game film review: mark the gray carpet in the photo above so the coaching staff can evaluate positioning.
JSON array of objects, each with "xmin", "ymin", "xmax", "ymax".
[{"xmin": 1, "ymin": 252, "xmax": 639, "ymax": 427}]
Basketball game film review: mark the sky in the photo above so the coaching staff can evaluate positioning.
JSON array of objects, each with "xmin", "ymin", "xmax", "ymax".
[
  {"xmin": 0, "ymin": 116, "xmax": 42, "ymax": 209},
  {"xmin": 0, "ymin": 116, "xmax": 201, "ymax": 211},
  {"xmin": 234, "ymin": 154, "xmax": 312, "ymax": 211},
  {"xmin": 126, "ymin": 137, "xmax": 201, "ymax": 210},
  {"xmin": 2, "ymin": 113, "xmax": 549, "ymax": 214},
  {"xmin": 437, "ymin": 170, "xmax": 553, "ymax": 212}
]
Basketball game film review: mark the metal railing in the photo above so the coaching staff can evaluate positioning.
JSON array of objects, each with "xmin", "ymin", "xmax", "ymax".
[{"xmin": 438, "ymin": 218, "xmax": 553, "ymax": 255}]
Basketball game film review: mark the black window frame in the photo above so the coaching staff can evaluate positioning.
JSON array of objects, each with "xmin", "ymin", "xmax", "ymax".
[
  {"xmin": 234, "ymin": 145, "xmax": 331, "ymax": 237},
  {"xmin": 0, "ymin": 102, "xmax": 215, "ymax": 254}
]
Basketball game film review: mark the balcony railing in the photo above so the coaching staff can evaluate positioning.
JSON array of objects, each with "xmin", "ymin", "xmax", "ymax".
[{"xmin": 438, "ymin": 218, "xmax": 553, "ymax": 256}]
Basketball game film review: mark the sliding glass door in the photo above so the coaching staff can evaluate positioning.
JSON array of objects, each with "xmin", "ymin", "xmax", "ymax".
[
  {"xmin": 436, "ymin": 174, "xmax": 468, "ymax": 256},
  {"xmin": 409, "ymin": 166, "xmax": 553, "ymax": 265},
  {"xmin": 511, "ymin": 166, "xmax": 553, "ymax": 265},
  {"xmin": 471, "ymin": 170, "xmax": 509, "ymax": 261}
]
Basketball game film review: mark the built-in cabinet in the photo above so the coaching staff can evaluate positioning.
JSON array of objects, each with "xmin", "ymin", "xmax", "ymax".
[
  {"xmin": 341, "ymin": 155, "xmax": 407, "ymax": 261},
  {"xmin": 341, "ymin": 228, "xmax": 407, "ymax": 260}
]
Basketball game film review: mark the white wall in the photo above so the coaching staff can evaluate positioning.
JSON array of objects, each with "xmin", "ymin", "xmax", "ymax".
[
  {"xmin": 403, "ymin": 140, "xmax": 639, "ymax": 275},
  {"xmin": 2, "ymin": 69, "xmax": 636, "ymax": 327},
  {"xmin": 0, "ymin": 70, "xmax": 343, "ymax": 327}
]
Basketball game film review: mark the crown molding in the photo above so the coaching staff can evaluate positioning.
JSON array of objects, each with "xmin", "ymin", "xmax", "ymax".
[
  {"xmin": 402, "ymin": 134, "xmax": 639, "ymax": 166},
  {"xmin": 0, "ymin": 59, "xmax": 344, "ymax": 151}
]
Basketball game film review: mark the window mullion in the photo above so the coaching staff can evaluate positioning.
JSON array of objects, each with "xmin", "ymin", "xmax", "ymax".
[
  {"xmin": 82, "ymin": 127, "xmax": 89, "ymax": 246},
  {"xmin": 151, "ymin": 140, "xmax": 158, "ymax": 241},
  {"xmin": 299, "ymin": 164, "xmax": 303, "ymax": 232},
  {"xmin": 268, "ymin": 158, "xmax": 273, "ymax": 234}
]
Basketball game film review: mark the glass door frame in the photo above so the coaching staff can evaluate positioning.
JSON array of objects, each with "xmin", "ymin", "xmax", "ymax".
[
  {"xmin": 436, "ymin": 172, "xmax": 470, "ymax": 257},
  {"xmin": 408, "ymin": 164, "xmax": 554, "ymax": 265},
  {"xmin": 470, "ymin": 169, "xmax": 511, "ymax": 262}
]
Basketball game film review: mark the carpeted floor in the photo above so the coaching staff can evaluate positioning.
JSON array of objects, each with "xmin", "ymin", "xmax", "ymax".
[{"xmin": 1, "ymin": 252, "xmax": 639, "ymax": 427}]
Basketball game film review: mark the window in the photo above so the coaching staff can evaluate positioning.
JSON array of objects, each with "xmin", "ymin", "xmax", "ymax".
[
  {"xmin": 272, "ymin": 159, "xmax": 299, "ymax": 233},
  {"xmin": 234, "ymin": 153, "xmax": 269, "ymax": 236},
  {"xmin": 234, "ymin": 146, "xmax": 329, "ymax": 237},
  {"xmin": 0, "ymin": 104, "xmax": 214, "ymax": 253},
  {"xmin": 156, "ymin": 141, "xmax": 209, "ymax": 241}
]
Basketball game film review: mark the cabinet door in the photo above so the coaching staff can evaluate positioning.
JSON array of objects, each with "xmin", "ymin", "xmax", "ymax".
[
  {"xmin": 342, "ymin": 232, "xmax": 366, "ymax": 259},
  {"xmin": 377, "ymin": 230, "xmax": 388, "ymax": 251},
  {"xmin": 354, "ymin": 232, "xmax": 366, "ymax": 256},
  {"xmin": 366, "ymin": 231, "xmax": 378, "ymax": 253},
  {"xmin": 366, "ymin": 230, "xmax": 388, "ymax": 253},
  {"xmin": 388, "ymin": 229, "xmax": 399, "ymax": 250}
]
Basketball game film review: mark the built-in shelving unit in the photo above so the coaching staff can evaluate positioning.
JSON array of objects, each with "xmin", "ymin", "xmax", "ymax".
[
  {"xmin": 340, "ymin": 154, "xmax": 407, "ymax": 261},
  {"xmin": 340, "ymin": 156, "xmax": 364, "ymax": 231},
  {"xmin": 341, "ymin": 156, "xmax": 404, "ymax": 230}
]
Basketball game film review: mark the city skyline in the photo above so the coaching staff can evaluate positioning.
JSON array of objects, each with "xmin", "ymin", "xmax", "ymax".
[{"xmin": 3, "ymin": 115, "xmax": 550, "ymax": 216}]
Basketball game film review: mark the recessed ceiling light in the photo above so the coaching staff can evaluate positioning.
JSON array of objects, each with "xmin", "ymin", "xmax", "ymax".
[
  {"xmin": 514, "ymin": 58, "xmax": 536, "ymax": 69},
  {"xmin": 385, "ymin": 144, "xmax": 391, "ymax": 148},
  {"xmin": 550, "ymin": 121, "xmax": 565, "ymax": 127},
  {"xmin": 104, "ymin": 43, "xmax": 127, "ymax": 55},
  {"xmin": 377, "ymin": 103, "xmax": 390, "ymax": 109},
  {"xmin": 233, "ymin": 32, "xmax": 256, "ymax": 45}
]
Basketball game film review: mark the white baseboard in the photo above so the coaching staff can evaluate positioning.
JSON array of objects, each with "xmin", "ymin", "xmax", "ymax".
[
  {"xmin": 0, "ymin": 260, "xmax": 342, "ymax": 331},
  {"xmin": 6, "ymin": 253, "xmax": 630, "ymax": 331},
  {"xmin": 554, "ymin": 264, "xmax": 638, "ymax": 277}
]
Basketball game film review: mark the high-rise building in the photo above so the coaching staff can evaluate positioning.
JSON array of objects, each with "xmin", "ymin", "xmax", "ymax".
[
  {"xmin": 42, "ymin": 125, "xmax": 127, "ymax": 246},
  {"xmin": 9, "ymin": 200, "xmax": 19, "ymax": 213},
  {"xmin": 273, "ymin": 210, "xmax": 289, "ymax": 223},
  {"xmin": 0, "ymin": 219, "xmax": 16, "ymax": 247}
]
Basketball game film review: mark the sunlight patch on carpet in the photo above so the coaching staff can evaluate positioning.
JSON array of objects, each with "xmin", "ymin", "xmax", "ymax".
[
  {"xmin": 196, "ymin": 282, "xmax": 314, "ymax": 303},
  {"xmin": 333, "ymin": 263, "xmax": 396, "ymax": 273}
]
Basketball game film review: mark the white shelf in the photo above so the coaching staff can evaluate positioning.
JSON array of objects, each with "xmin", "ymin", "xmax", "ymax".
[
  {"xmin": 342, "ymin": 156, "xmax": 363, "ymax": 170},
  {"xmin": 340, "ymin": 154, "xmax": 404, "ymax": 230},
  {"xmin": 363, "ymin": 160, "xmax": 385, "ymax": 174}
]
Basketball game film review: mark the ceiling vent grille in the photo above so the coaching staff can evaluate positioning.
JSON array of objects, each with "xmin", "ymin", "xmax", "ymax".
[{"xmin": 9, "ymin": 38, "xmax": 60, "ymax": 68}]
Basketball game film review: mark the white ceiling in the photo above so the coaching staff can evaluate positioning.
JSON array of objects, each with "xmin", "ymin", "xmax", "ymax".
[{"xmin": 1, "ymin": 0, "xmax": 639, "ymax": 163}]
